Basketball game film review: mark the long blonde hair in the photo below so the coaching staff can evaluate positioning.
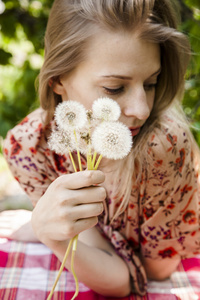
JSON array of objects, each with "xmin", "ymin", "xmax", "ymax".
[{"xmin": 38, "ymin": 0, "xmax": 192, "ymax": 219}]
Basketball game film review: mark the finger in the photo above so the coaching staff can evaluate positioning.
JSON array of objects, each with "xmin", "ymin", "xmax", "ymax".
[
  {"xmin": 63, "ymin": 202, "xmax": 104, "ymax": 221},
  {"xmin": 74, "ymin": 216, "xmax": 99, "ymax": 235},
  {"xmin": 0, "ymin": 210, "xmax": 31, "ymax": 220},
  {"xmin": 53, "ymin": 170, "xmax": 105, "ymax": 190},
  {"xmin": 76, "ymin": 202, "xmax": 104, "ymax": 219},
  {"xmin": 0, "ymin": 228, "xmax": 13, "ymax": 237},
  {"xmin": 59, "ymin": 185, "xmax": 106, "ymax": 206},
  {"xmin": 0, "ymin": 216, "xmax": 15, "ymax": 224},
  {"xmin": 0, "ymin": 210, "xmax": 17, "ymax": 218}
]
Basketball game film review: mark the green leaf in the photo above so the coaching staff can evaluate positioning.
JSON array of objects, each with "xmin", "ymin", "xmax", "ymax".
[{"xmin": 0, "ymin": 49, "xmax": 12, "ymax": 65}]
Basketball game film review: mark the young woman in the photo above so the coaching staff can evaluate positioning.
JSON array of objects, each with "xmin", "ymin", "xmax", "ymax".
[{"xmin": 2, "ymin": 0, "xmax": 200, "ymax": 297}]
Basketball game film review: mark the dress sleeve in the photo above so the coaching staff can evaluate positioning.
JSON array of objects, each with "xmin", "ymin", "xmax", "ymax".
[
  {"xmin": 140, "ymin": 123, "xmax": 200, "ymax": 260},
  {"xmin": 3, "ymin": 128, "xmax": 53, "ymax": 207},
  {"xmin": 2, "ymin": 109, "xmax": 60, "ymax": 207}
]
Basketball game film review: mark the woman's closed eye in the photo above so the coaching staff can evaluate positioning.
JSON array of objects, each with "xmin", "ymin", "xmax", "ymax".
[
  {"xmin": 103, "ymin": 86, "xmax": 124, "ymax": 95},
  {"xmin": 144, "ymin": 83, "xmax": 157, "ymax": 91}
]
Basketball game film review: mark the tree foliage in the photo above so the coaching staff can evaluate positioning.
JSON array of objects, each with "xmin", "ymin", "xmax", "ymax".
[
  {"xmin": 178, "ymin": 0, "xmax": 200, "ymax": 145},
  {"xmin": 0, "ymin": 0, "xmax": 200, "ymax": 145},
  {"xmin": 0, "ymin": 0, "xmax": 51, "ymax": 137}
]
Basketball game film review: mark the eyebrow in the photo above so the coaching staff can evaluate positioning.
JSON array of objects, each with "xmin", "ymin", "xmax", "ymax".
[
  {"xmin": 101, "ymin": 68, "xmax": 161, "ymax": 80},
  {"xmin": 102, "ymin": 75, "xmax": 132, "ymax": 80},
  {"xmin": 149, "ymin": 68, "xmax": 162, "ymax": 77}
]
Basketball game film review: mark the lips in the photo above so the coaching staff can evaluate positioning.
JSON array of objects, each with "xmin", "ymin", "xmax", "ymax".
[{"xmin": 129, "ymin": 127, "xmax": 141, "ymax": 137}]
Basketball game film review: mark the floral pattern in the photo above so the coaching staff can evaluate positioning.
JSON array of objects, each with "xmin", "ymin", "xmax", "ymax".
[{"xmin": 3, "ymin": 108, "xmax": 200, "ymax": 295}]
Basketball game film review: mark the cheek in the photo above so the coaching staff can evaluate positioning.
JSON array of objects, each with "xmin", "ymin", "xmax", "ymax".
[
  {"xmin": 65, "ymin": 83, "xmax": 87, "ymax": 106},
  {"xmin": 64, "ymin": 79, "xmax": 99, "ymax": 109},
  {"xmin": 66, "ymin": 83, "xmax": 80, "ymax": 100},
  {"xmin": 148, "ymin": 91, "xmax": 156, "ymax": 111},
  {"xmin": 68, "ymin": 89, "xmax": 95, "ymax": 110}
]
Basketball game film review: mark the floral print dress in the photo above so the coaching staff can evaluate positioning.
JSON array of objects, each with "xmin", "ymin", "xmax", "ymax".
[{"xmin": 3, "ymin": 108, "xmax": 200, "ymax": 296}]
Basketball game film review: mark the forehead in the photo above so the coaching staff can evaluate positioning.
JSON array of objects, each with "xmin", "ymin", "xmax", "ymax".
[{"xmin": 80, "ymin": 29, "xmax": 161, "ymax": 75}]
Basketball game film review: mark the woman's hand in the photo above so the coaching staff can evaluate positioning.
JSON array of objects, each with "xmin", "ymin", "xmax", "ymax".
[
  {"xmin": 31, "ymin": 170, "xmax": 106, "ymax": 247},
  {"xmin": 0, "ymin": 209, "xmax": 39, "ymax": 242},
  {"xmin": 31, "ymin": 170, "xmax": 131, "ymax": 297}
]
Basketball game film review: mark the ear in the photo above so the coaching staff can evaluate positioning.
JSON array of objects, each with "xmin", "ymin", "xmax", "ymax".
[{"xmin": 52, "ymin": 78, "xmax": 67, "ymax": 96}]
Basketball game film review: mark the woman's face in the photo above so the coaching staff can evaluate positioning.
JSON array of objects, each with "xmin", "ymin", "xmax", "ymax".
[{"xmin": 54, "ymin": 29, "xmax": 161, "ymax": 137}]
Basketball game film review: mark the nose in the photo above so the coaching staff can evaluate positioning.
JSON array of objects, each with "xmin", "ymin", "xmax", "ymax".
[{"xmin": 122, "ymin": 87, "xmax": 151, "ymax": 120}]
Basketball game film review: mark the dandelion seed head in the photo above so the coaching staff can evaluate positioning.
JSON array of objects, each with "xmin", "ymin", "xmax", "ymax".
[
  {"xmin": 66, "ymin": 112, "xmax": 76, "ymax": 122},
  {"xmin": 107, "ymin": 133, "xmax": 118, "ymax": 145},
  {"xmin": 81, "ymin": 132, "xmax": 91, "ymax": 145},
  {"xmin": 48, "ymin": 129, "xmax": 76, "ymax": 155},
  {"xmin": 92, "ymin": 97, "xmax": 121, "ymax": 121},
  {"xmin": 55, "ymin": 100, "xmax": 87, "ymax": 131},
  {"xmin": 76, "ymin": 129, "xmax": 93, "ymax": 155},
  {"xmin": 92, "ymin": 121, "xmax": 132, "ymax": 160},
  {"xmin": 86, "ymin": 110, "xmax": 93, "ymax": 122}
]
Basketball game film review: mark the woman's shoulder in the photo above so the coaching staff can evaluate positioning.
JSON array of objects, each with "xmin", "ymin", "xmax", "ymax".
[
  {"xmin": 7, "ymin": 107, "xmax": 46, "ymax": 137},
  {"xmin": 142, "ymin": 114, "xmax": 200, "ymax": 181},
  {"xmin": 2, "ymin": 108, "xmax": 54, "ymax": 206},
  {"xmin": 146, "ymin": 115, "xmax": 195, "ymax": 161}
]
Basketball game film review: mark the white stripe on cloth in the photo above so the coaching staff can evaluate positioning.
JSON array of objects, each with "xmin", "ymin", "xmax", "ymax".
[
  {"xmin": 26, "ymin": 243, "xmax": 52, "ymax": 255},
  {"xmin": 0, "ymin": 267, "xmax": 90, "ymax": 292},
  {"xmin": 147, "ymin": 278, "xmax": 177, "ymax": 294},
  {"xmin": 171, "ymin": 270, "xmax": 200, "ymax": 300},
  {"xmin": 0, "ymin": 239, "xmax": 52, "ymax": 255},
  {"xmin": 147, "ymin": 270, "xmax": 200, "ymax": 298}
]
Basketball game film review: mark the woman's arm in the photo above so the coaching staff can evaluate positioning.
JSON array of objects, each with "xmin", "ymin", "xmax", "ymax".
[
  {"xmin": 141, "ymin": 255, "xmax": 181, "ymax": 281},
  {"xmin": 50, "ymin": 227, "xmax": 131, "ymax": 297},
  {"xmin": 31, "ymin": 170, "xmax": 131, "ymax": 297},
  {"xmin": 0, "ymin": 209, "xmax": 39, "ymax": 242}
]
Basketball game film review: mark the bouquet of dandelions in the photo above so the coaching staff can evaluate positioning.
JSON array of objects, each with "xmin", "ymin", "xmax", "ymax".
[{"xmin": 47, "ymin": 97, "xmax": 132, "ymax": 300}]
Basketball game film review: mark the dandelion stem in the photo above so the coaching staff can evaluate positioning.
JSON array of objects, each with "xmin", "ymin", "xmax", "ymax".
[
  {"xmin": 68, "ymin": 148, "xmax": 77, "ymax": 172},
  {"xmin": 71, "ymin": 235, "xmax": 79, "ymax": 300},
  {"xmin": 47, "ymin": 238, "xmax": 74, "ymax": 300},
  {"xmin": 47, "ymin": 149, "xmax": 79, "ymax": 300},
  {"xmin": 68, "ymin": 150, "xmax": 79, "ymax": 300},
  {"xmin": 91, "ymin": 151, "xmax": 97, "ymax": 169},
  {"xmin": 73, "ymin": 130, "xmax": 82, "ymax": 171},
  {"xmin": 85, "ymin": 117, "xmax": 92, "ymax": 170},
  {"xmin": 87, "ymin": 146, "xmax": 93, "ymax": 170},
  {"xmin": 87, "ymin": 153, "xmax": 91, "ymax": 170},
  {"xmin": 94, "ymin": 154, "xmax": 103, "ymax": 170}
]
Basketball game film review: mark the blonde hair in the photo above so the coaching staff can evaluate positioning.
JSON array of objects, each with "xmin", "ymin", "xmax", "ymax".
[
  {"xmin": 39, "ymin": 0, "xmax": 190, "ymax": 121},
  {"xmin": 38, "ymin": 0, "xmax": 192, "ymax": 220}
]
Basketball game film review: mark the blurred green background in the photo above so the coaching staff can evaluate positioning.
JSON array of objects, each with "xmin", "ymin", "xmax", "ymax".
[{"xmin": 0, "ymin": 0, "xmax": 200, "ymax": 146}]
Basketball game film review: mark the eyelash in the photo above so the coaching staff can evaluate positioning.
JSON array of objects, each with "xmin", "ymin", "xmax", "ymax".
[
  {"xmin": 103, "ymin": 83, "xmax": 157, "ymax": 95},
  {"xmin": 144, "ymin": 83, "xmax": 157, "ymax": 91},
  {"xmin": 103, "ymin": 86, "xmax": 124, "ymax": 95}
]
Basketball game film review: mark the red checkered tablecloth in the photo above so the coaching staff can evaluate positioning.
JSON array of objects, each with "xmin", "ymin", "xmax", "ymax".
[{"xmin": 0, "ymin": 238, "xmax": 199, "ymax": 300}]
